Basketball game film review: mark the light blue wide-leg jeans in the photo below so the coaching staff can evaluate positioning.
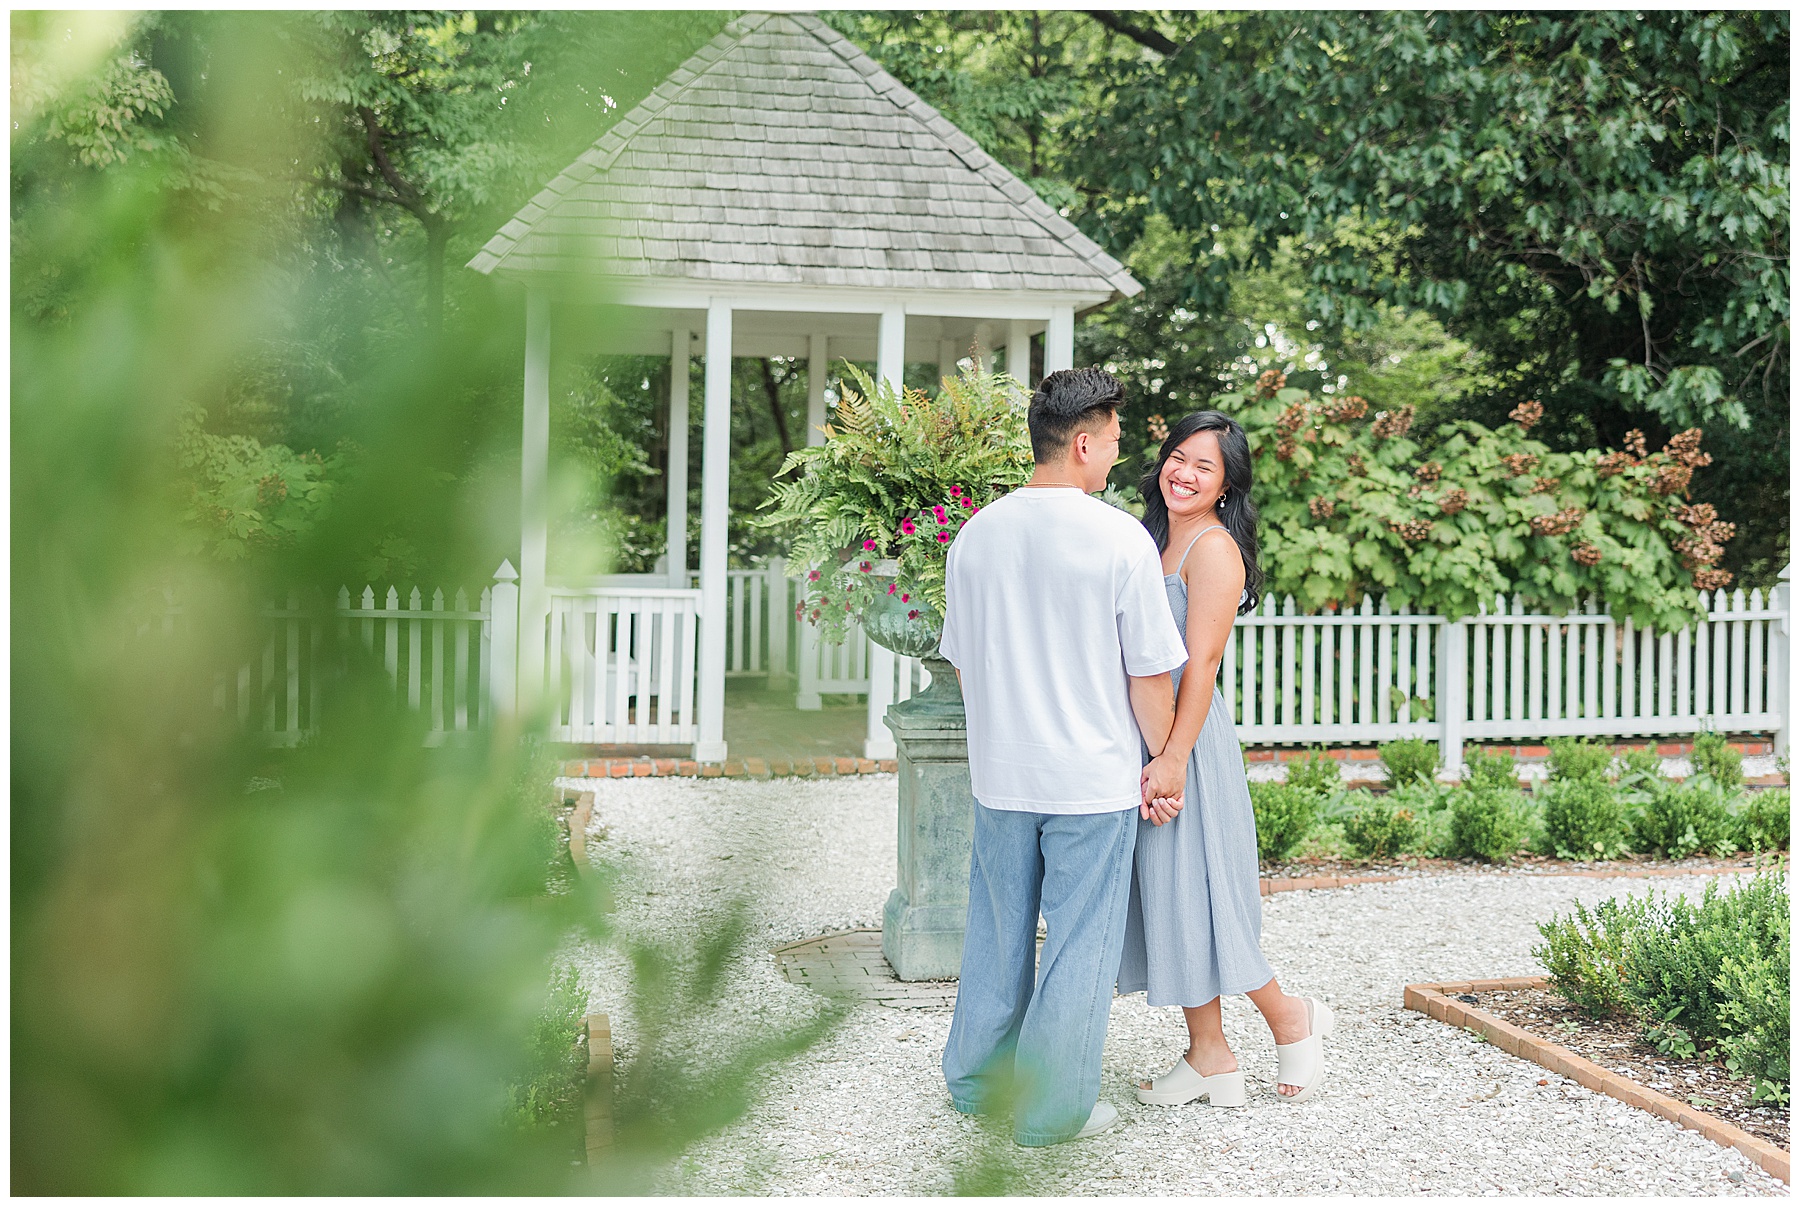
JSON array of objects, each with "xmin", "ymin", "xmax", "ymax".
[{"xmin": 941, "ymin": 803, "xmax": 1138, "ymax": 1146}]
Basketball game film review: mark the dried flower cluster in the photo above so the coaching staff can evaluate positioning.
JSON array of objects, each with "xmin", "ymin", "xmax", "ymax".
[
  {"xmin": 1651, "ymin": 462, "xmax": 1693, "ymax": 496},
  {"xmin": 1665, "ymin": 428, "xmax": 1712, "ymax": 468},
  {"xmin": 1509, "ymin": 399, "xmax": 1544, "ymax": 431},
  {"xmin": 1530, "ymin": 506, "xmax": 1585, "ymax": 537},
  {"xmin": 1345, "ymin": 453, "xmax": 1367, "ymax": 476},
  {"xmin": 1308, "ymin": 496, "xmax": 1336, "ymax": 520},
  {"xmin": 1275, "ymin": 402, "xmax": 1309, "ymax": 437},
  {"xmin": 1388, "ymin": 517, "xmax": 1434, "ymax": 542},
  {"xmin": 1370, "ymin": 405, "xmax": 1414, "ymax": 439},
  {"xmin": 1414, "ymin": 461, "xmax": 1442, "ymax": 483},
  {"xmin": 1596, "ymin": 450, "xmax": 1635, "ymax": 478},
  {"xmin": 1253, "ymin": 369, "xmax": 1287, "ymax": 399},
  {"xmin": 1623, "ymin": 429, "xmax": 1649, "ymax": 458},
  {"xmin": 1693, "ymin": 568, "xmax": 1735, "ymax": 592},
  {"xmin": 1147, "ymin": 414, "xmax": 1169, "ymax": 443},
  {"xmin": 1571, "ymin": 542, "xmax": 1603, "ymax": 567},
  {"xmin": 1501, "ymin": 452, "xmax": 1540, "ymax": 477},
  {"xmin": 1275, "ymin": 437, "xmax": 1297, "ymax": 462},
  {"xmin": 1320, "ymin": 395, "xmax": 1368, "ymax": 422},
  {"xmin": 1438, "ymin": 487, "xmax": 1469, "ymax": 516},
  {"xmin": 1531, "ymin": 476, "xmax": 1561, "ymax": 495}
]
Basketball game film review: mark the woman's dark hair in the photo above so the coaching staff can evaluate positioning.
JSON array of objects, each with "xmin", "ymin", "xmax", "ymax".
[{"xmin": 1139, "ymin": 410, "xmax": 1264, "ymax": 614}]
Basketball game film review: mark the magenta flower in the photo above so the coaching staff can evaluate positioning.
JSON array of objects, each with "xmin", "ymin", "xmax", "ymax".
[
  {"xmin": 859, "ymin": 561, "xmax": 872, "ymax": 573},
  {"xmin": 807, "ymin": 570, "xmax": 822, "ymax": 582},
  {"xmin": 886, "ymin": 583, "xmax": 898, "ymax": 596},
  {"xmin": 900, "ymin": 518, "xmax": 916, "ymax": 535},
  {"xmin": 900, "ymin": 593, "xmax": 910, "ymax": 603},
  {"xmin": 935, "ymin": 530, "xmax": 950, "ymax": 543},
  {"xmin": 961, "ymin": 497, "xmax": 974, "ymax": 510},
  {"xmin": 907, "ymin": 609, "xmax": 920, "ymax": 620},
  {"xmin": 862, "ymin": 538, "xmax": 877, "ymax": 551},
  {"xmin": 933, "ymin": 505, "xmax": 948, "ymax": 524}
]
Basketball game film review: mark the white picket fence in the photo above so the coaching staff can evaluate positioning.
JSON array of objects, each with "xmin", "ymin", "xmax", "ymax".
[{"xmin": 543, "ymin": 584, "xmax": 701, "ymax": 744}]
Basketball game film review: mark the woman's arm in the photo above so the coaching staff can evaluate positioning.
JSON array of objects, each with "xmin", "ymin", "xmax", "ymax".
[{"xmin": 1139, "ymin": 531, "xmax": 1245, "ymax": 806}]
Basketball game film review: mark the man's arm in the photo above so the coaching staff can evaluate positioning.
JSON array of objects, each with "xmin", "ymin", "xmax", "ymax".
[{"xmin": 1127, "ymin": 671, "xmax": 1176, "ymax": 761}]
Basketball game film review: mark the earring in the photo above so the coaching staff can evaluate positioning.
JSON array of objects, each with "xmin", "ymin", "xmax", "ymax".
[{"xmin": 1218, "ymin": 490, "xmax": 1229, "ymax": 508}]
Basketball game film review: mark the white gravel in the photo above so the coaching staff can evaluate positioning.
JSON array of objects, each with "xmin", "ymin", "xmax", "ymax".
[{"xmin": 557, "ymin": 773, "xmax": 1785, "ymax": 1196}]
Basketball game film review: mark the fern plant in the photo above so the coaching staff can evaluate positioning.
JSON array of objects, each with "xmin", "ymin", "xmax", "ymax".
[{"xmin": 756, "ymin": 363, "xmax": 1032, "ymax": 642}]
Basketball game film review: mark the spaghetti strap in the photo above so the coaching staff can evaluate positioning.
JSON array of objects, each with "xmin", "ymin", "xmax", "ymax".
[{"xmin": 1173, "ymin": 525, "xmax": 1229, "ymax": 576}]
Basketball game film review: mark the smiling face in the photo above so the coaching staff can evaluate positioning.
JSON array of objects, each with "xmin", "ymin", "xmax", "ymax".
[{"xmin": 1159, "ymin": 429, "xmax": 1227, "ymax": 519}]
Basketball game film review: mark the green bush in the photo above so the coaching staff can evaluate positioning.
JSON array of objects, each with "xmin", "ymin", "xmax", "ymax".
[
  {"xmin": 1632, "ymin": 782, "xmax": 1736, "ymax": 859},
  {"xmin": 1691, "ymin": 731, "xmax": 1744, "ymax": 792},
  {"xmin": 1343, "ymin": 798, "xmax": 1423, "ymax": 860},
  {"xmin": 1532, "ymin": 896, "xmax": 1647, "ymax": 1017},
  {"xmin": 1462, "ymin": 748, "xmax": 1518, "ymax": 793},
  {"xmin": 1539, "ymin": 774, "xmax": 1630, "ymax": 859},
  {"xmin": 1614, "ymin": 747, "xmax": 1667, "ymax": 800},
  {"xmin": 503, "ymin": 966, "xmax": 590, "ymax": 1140},
  {"xmin": 1547, "ymin": 737, "xmax": 1613, "ymax": 782},
  {"xmin": 1732, "ymin": 788, "xmax": 1789, "ymax": 852},
  {"xmin": 1285, "ymin": 745, "xmax": 1341, "ymax": 796},
  {"xmin": 1379, "ymin": 737, "xmax": 1438, "ymax": 788},
  {"xmin": 1715, "ymin": 913, "xmax": 1791, "ymax": 1101},
  {"xmin": 1249, "ymin": 782, "xmax": 1321, "ymax": 863},
  {"xmin": 1450, "ymin": 787, "xmax": 1531, "ymax": 862}
]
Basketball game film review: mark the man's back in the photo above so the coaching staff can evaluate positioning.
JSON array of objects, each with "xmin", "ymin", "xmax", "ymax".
[{"xmin": 939, "ymin": 486, "xmax": 1186, "ymax": 813}]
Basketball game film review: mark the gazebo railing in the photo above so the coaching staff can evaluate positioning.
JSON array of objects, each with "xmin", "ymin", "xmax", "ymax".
[{"xmin": 543, "ymin": 584, "xmax": 702, "ymax": 745}]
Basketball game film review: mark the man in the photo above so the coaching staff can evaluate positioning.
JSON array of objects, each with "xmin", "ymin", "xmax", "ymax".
[{"xmin": 938, "ymin": 367, "xmax": 1187, "ymax": 1146}]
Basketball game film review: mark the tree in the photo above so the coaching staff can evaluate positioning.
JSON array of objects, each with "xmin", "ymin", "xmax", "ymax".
[{"xmin": 1074, "ymin": 11, "xmax": 1789, "ymax": 578}]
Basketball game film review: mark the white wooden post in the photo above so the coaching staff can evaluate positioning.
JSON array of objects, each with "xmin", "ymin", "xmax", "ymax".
[
  {"xmin": 767, "ymin": 556, "xmax": 789, "ymax": 688},
  {"xmin": 694, "ymin": 301, "xmax": 733, "ymax": 762},
  {"xmin": 1008, "ymin": 318, "xmax": 1031, "ymax": 387},
  {"xmin": 865, "ymin": 304, "xmax": 905, "ymax": 759},
  {"xmin": 518, "ymin": 290, "xmax": 551, "ymax": 711},
  {"xmin": 666, "ymin": 327, "xmax": 691, "ymax": 589},
  {"xmin": 1774, "ymin": 564, "xmax": 1791, "ymax": 757},
  {"xmin": 796, "ymin": 333, "xmax": 830, "ymax": 710},
  {"xmin": 1438, "ymin": 617, "xmax": 1467, "ymax": 777},
  {"xmin": 1043, "ymin": 303, "xmax": 1074, "ymax": 375},
  {"xmin": 489, "ymin": 559, "xmax": 519, "ymax": 718}
]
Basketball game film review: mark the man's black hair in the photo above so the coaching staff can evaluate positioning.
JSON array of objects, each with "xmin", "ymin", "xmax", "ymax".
[{"xmin": 1026, "ymin": 367, "xmax": 1124, "ymax": 463}]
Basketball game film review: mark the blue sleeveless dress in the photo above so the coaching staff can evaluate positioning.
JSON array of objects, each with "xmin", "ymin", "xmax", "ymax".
[{"xmin": 1117, "ymin": 533, "xmax": 1274, "ymax": 1007}]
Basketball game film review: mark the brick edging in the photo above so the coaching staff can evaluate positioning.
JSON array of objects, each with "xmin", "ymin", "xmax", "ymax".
[
  {"xmin": 559, "ymin": 756, "xmax": 896, "ymax": 779},
  {"xmin": 1261, "ymin": 873, "xmax": 1402, "ymax": 895},
  {"xmin": 1404, "ymin": 977, "xmax": 1789, "ymax": 1185}
]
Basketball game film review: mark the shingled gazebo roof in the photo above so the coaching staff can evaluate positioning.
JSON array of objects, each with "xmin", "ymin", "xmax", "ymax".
[{"xmin": 468, "ymin": 12, "xmax": 1141, "ymax": 303}]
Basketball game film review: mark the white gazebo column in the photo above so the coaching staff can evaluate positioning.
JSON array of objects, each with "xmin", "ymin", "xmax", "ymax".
[
  {"xmin": 865, "ymin": 305, "xmax": 906, "ymax": 760},
  {"xmin": 1007, "ymin": 319, "xmax": 1031, "ymax": 388},
  {"xmin": 1044, "ymin": 303, "xmax": 1075, "ymax": 375},
  {"xmin": 795, "ymin": 333, "xmax": 830, "ymax": 711},
  {"xmin": 695, "ymin": 301, "xmax": 732, "ymax": 762},
  {"xmin": 518, "ymin": 289, "xmax": 551, "ymax": 711},
  {"xmin": 665, "ymin": 327, "xmax": 691, "ymax": 588}
]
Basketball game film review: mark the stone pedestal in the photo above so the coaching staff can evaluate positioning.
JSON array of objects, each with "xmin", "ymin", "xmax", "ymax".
[{"xmin": 880, "ymin": 656, "xmax": 974, "ymax": 982}]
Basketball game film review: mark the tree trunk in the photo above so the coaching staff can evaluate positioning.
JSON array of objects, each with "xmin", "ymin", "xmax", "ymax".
[{"xmin": 759, "ymin": 358, "xmax": 793, "ymax": 455}]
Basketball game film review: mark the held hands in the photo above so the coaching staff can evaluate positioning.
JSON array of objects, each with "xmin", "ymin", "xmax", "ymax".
[{"xmin": 1139, "ymin": 753, "xmax": 1185, "ymax": 826}]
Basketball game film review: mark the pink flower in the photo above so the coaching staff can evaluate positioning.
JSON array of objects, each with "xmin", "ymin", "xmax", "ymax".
[
  {"xmin": 900, "ymin": 518, "xmax": 916, "ymax": 535},
  {"xmin": 933, "ymin": 505, "xmax": 948, "ymax": 524},
  {"xmin": 807, "ymin": 570, "xmax": 822, "ymax": 582},
  {"xmin": 935, "ymin": 530, "xmax": 950, "ymax": 543},
  {"xmin": 810, "ymin": 610, "xmax": 820, "ymax": 621},
  {"xmin": 960, "ymin": 497, "xmax": 974, "ymax": 510},
  {"xmin": 908, "ymin": 609, "xmax": 920, "ymax": 620},
  {"xmin": 862, "ymin": 539, "xmax": 877, "ymax": 551},
  {"xmin": 950, "ymin": 484, "xmax": 964, "ymax": 497},
  {"xmin": 900, "ymin": 593, "xmax": 910, "ymax": 603},
  {"xmin": 859, "ymin": 561, "xmax": 872, "ymax": 573},
  {"xmin": 886, "ymin": 583, "xmax": 897, "ymax": 596}
]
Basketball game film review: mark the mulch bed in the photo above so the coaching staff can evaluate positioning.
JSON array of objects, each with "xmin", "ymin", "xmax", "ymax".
[
  {"xmin": 1260, "ymin": 851, "xmax": 1778, "ymax": 880},
  {"xmin": 1469, "ymin": 985, "xmax": 1789, "ymax": 1151}
]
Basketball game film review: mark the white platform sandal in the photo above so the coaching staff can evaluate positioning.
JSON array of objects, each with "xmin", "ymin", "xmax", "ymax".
[
  {"xmin": 1134, "ymin": 1057, "xmax": 1248, "ymax": 1107},
  {"xmin": 1273, "ymin": 997, "xmax": 1335, "ymax": 1103}
]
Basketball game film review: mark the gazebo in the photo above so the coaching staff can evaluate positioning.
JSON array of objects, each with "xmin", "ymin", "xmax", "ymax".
[{"xmin": 470, "ymin": 11, "xmax": 1141, "ymax": 760}]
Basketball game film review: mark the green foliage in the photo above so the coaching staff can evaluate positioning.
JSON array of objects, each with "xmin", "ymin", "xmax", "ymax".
[
  {"xmin": 1533, "ymin": 897, "xmax": 1646, "ymax": 1018},
  {"xmin": 1613, "ymin": 747, "xmax": 1669, "ymax": 806},
  {"xmin": 1462, "ymin": 748, "xmax": 1518, "ymax": 794},
  {"xmin": 1538, "ymin": 775, "xmax": 1630, "ymax": 860},
  {"xmin": 1379, "ymin": 738, "xmax": 1438, "ymax": 789},
  {"xmin": 1547, "ymin": 738, "xmax": 1614, "ymax": 783},
  {"xmin": 501, "ymin": 965, "xmax": 589, "ymax": 1140},
  {"xmin": 1632, "ymin": 782, "xmax": 1737, "ymax": 859},
  {"xmin": 1732, "ymin": 789, "xmax": 1789, "ymax": 852},
  {"xmin": 174, "ymin": 409, "xmax": 344, "ymax": 564},
  {"xmin": 1247, "ymin": 782, "xmax": 1321, "ymax": 864},
  {"xmin": 1343, "ymin": 798, "xmax": 1423, "ymax": 861},
  {"xmin": 757, "ymin": 363, "xmax": 1033, "ymax": 639},
  {"xmin": 1714, "ymin": 905, "xmax": 1792, "ymax": 1100},
  {"xmin": 1690, "ymin": 730, "xmax": 1745, "ymax": 792},
  {"xmin": 1450, "ymin": 787, "xmax": 1531, "ymax": 863},
  {"xmin": 1284, "ymin": 746, "xmax": 1340, "ymax": 797}
]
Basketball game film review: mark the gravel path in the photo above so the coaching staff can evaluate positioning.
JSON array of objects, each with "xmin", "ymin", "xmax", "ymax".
[{"xmin": 558, "ymin": 773, "xmax": 1785, "ymax": 1196}]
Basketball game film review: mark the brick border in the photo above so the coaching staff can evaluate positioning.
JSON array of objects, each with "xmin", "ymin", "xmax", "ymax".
[
  {"xmin": 582, "ymin": 1012, "xmax": 614, "ymax": 1164},
  {"xmin": 1404, "ymin": 977, "xmax": 1788, "ymax": 1185}
]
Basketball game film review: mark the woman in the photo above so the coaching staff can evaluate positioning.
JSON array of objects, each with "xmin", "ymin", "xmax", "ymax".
[{"xmin": 1117, "ymin": 411, "xmax": 1334, "ymax": 1106}]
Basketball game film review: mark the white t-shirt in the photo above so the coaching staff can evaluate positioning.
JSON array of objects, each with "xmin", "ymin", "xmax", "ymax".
[{"xmin": 938, "ymin": 487, "xmax": 1188, "ymax": 814}]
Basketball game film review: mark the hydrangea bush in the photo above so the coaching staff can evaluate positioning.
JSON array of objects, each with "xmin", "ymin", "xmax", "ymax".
[{"xmin": 1209, "ymin": 372, "xmax": 1735, "ymax": 628}]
